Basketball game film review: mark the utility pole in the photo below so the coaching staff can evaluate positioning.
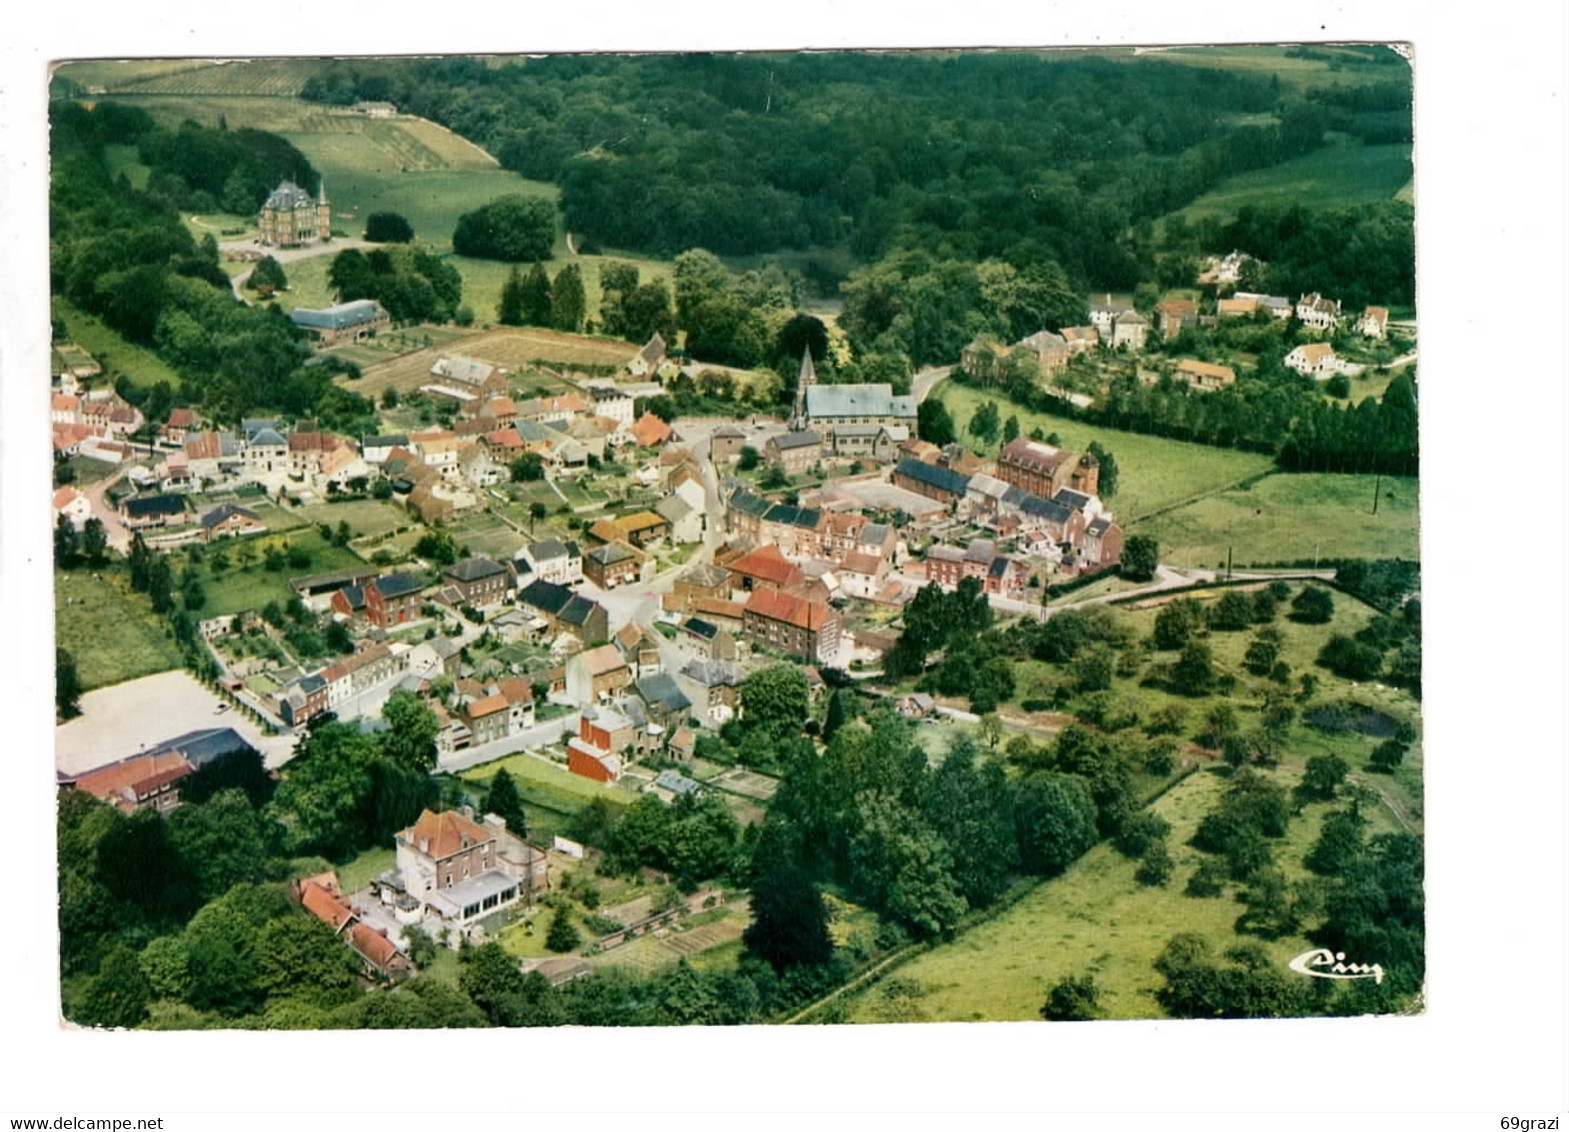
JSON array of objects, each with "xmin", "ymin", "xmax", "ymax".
[
  {"xmin": 1226, "ymin": 545, "xmax": 1233, "ymax": 582},
  {"xmin": 1372, "ymin": 473, "xmax": 1383, "ymax": 515}
]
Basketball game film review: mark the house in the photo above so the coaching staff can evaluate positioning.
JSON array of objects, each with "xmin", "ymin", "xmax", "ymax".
[
  {"xmin": 631, "ymin": 411, "xmax": 672, "ymax": 448},
  {"xmin": 462, "ymin": 693, "xmax": 511, "ymax": 747},
  {"xmin": 199, "ymin": 503, "xmax": 267, "ymax": 542},
  {"xmin": 568, "ymin": 707, "xmax": 631, "ymax": 782},
  {"xmin": 1018, "ymin": 329, "xmax": 1072, "ymax": 376},
  {"xmin": 353, "ymin": 100, "xmax": 398, "ymax": 117},
  {"xmin": 585, "ymin": 385, "xmax": 635, "ymax": 437},
  {"xmin": 442, "ymin": 557, "xmax": 510, "ymax": 607},
  {"xmin": 615, "ymin": 622, "xmax": 663, "ymax": 679},
  {"xmin": 1295, "ymin": 293, "xmax": 1343, "ymax": 332},
  {"xmin": 583, "ymin": 541, "xmax": 644, "ymax": 590},
  {"xmin": 1154, "ymin": 299, "xmax": 1199, "ymax": 338},
  {"xmin": 1198, "ymin": 249, "xmax": 1254, "ymax": 286},
  {"xmin": 160, "ymin": 407, "xmax": 198, "ymax": 446},
  {"xmin": 67, "ymin": 750, "xmax": 193, "ymax": 814},
  {"xmin": 428, "ymin": 356, "xmax": 509, "ymax": 400},
  {"xmin": 1081, "ymin": 516, "xmax": 1125, "ymax": 571},
  {"xmin": 677, "ymin": 657, "xmax": 744, "ymax": 726},
  {"xmin": 635, "ymin": 672, "xmax": 693, "ymax": 731},
  {"xmin": 331, "ymin": 572, "xmax": 425, "ymax": 628},
  {"xmin": 458, "ymin": 443, "xmax": 505, "ymax": 488},
  {"xmin": 627, "ymin": 332, "xmax": 667, "ymax": 378},
  {"xmin": 997, "ymin": 437, "xmax": 1098, "ymax": 498},
  {"xmin": 278, "ymin": 673, "xmax": 330, "ymax": 726},
  {"xmin": 655, "ymin": 494, "xmax": 702, "ymax": 545},
  {"xmin": 1111, "ymin": 310, "xmax": 1149, "ymax": 351},
  {"xmin": 829, "ymin": 423, "xmax": 906, "ymax": 464},
  {"xmin": 1061, "ymin": 326, "xmax": 1099, "ymax": 353},
  {"xmin": 838, "ymin": 550, "xmax": 889, "ymax": 601},
  {"xmin": 258, "ymin": 179, "xmax": 329, "ymax": 247},
  {"xmin": 1217, "ymin": 297, "xmax": 1259, "ymax": 319},
  {"xmin": 519, "ymin": 539, "xmax": 582, "ymax": 587},
  {"xmin": 710, "ymin": 424, "xmax": 748, "ymax": 463},
  {"xmin": 1233, "ymin": 292, "xmax": 1293, "ymax": 320},
  {"xmin": 1089, "ymin": 294, "xmax": 1133, "ymax": 340},
  {"xmin": 891, "ymin": 458, "xmax": 971, "ymax": 506},
  {"xmin": 1174, "ymin": 358, "xmax": 1237, "ymax": 392},
  {"xmin": 764, "ymin": 430, "xmax": 822, "ymax": 473},
  {"xmin": 297, "ymin": 872, "xmax": 412, "ymax": 980},
  {"xmin": 518, "ymin": 579, "xmax": 609, "ymax": 645},
  {"xmin": 742, "ymin": 587, "xmax": 840, "ymax": 663},
  {"xmin": 1285, "ymin": 342, "xmax": 1340, "ymax": 379},
  {"xmin": 566, "ymin": 643, "xmax": 633, "ymax": 703},
  {"xmin": 668, "ymin": 561, "xmax": 732, "ymax": 613},
  {"xmin": 289, "ymin": 299, "xmax": 390, "ymax": 347},
  {"xmin": 897, "ymin": 693, "xmax": 936, "ymax": 719},
  {"xmin": 615, "ymin": 510, "xmax": 670, "ymax": 549},
  {"xmin": 52, "ymin": 486, "xmax": 93, "ymax": 530},
  {"xmin": 390, "ymin": 808, "xmax": 522, "ymax": 926},
  {"xmin": 1356, "ymin": 306, "xmax": 1390, "ymax": 340},
  {"xmin": 319, "ymin": 642, "xmax": 404, "ymax": 708},
  {"xmin": 119, "ymin": 493, "xmax": 187, "ymax": 529},
  {"xmin": 725, "ymin": 544, "xmax": 805, "ymax": 594},
  {"xmin": 361, "ymin": 434, "xmax": 411, "ymax": 465}
]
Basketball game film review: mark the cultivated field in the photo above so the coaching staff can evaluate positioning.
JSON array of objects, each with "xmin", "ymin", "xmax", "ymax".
[
  {"xmin": 1162, "ymin": 141, "xmax": 1414, "ymax": 227},
  {"xmin": 845, "ymin": 763, "xmax": 1406, "ymax": 1023},
  {"xmin": 55, "ymin": 569, "xmax": 185, "ymax": 692},
  {"xmin": 68, "ymin": 58, "xmax": 325, "ymax": 97},
  {"xmin": 1132, "ymin": 472, "xmax": 1420, "ymax": 568},
  {"xmin": 349, "ymin": 328, "xmax": 641, "ymax": 397},
  {"xmin": 934, "ymin": 383, "xmax": 1276, "ymax": 520}
]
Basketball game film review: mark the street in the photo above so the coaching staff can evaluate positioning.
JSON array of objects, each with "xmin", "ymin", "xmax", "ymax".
[{"xmin": 437, "ymin": 714, "xmax": 575, "ymax": 773}]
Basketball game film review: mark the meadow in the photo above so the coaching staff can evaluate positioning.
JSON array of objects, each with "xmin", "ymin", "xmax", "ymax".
[
  {"xmin": 845, "ymin": 761, "xmax": 1405, "ymax": 1023},
  {"xmin": 1161, "ymin": 141, "xmax": 1413, "ymax": 227},
  {"xmin": 1132, "ymin": 472, "xmax": 1420, "ymax": 568},
  {"xmin": 349, "ymin": 327, "xmax": 641, "ymax": 397},
  {"xmin": 1083, "ymin": 44, "xmax": 1408, "ymax": 91},
  {"xmin": 934, "ymin": 382, "xmax": 1276, "ymax": 520},
  {"xmin": 52, "ymin": 298, "xmax": 184, "ymax": 390},
  {"xmin": 198, "ymin": 528, "xmax": 365, "ymax": 617},
  {"xmin": 55, "ymin": 568, "xmax": 185, "ymax": 691}
]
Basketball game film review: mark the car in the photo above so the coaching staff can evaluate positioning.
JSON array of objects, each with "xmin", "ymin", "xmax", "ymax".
[{"xmin": 214, "ymin": 702, "xmax": 230, "ymax": 714}]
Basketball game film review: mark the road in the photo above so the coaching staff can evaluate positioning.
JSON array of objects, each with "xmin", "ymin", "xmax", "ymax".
[
  {"xmin": 910, "ymin": 365, "xmax": 952, "ymax": 404},
  {"xmin": 218, "ymin": 234, "xmax": 380, "ymax": 307},
  {"xmin": 80, "ymin": 464, "xmax": 137, "ymax": 553}
]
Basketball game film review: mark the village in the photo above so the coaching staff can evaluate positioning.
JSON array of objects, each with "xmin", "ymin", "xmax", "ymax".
[{"xmin": 49, "ymin": 172, "xmax": 1419, "ymax": 986}]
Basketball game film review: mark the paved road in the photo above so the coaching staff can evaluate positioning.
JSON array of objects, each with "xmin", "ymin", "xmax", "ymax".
[
  {"xmin": 218, "ymin": 234, "xmax": 380, "ymax": 307},
  {"xmin": 81, "ymin": 464, "xmax": 136, "ymax": 553},
  {"xmin": 911, "ymin": 365, "xmax": 952, "ymax": 404}
]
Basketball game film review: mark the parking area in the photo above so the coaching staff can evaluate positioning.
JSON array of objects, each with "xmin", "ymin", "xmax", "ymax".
[{"xmin": 55, "ymin": 669, "xmax": 298, "ymax": 776}]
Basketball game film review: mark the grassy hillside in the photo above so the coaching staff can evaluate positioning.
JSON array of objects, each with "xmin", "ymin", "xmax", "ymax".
[
  {"xmin": 56, "ymin": 569, "xmax": 185, "ymax": 691},
  {"xmin": 52, "ymin": 298, "xmax": 184, "ymax": 390},
  {"xmin": 1162, "ymin": 140, "xmax": 1413, "ymax": 227},
  {"xmin": 1132, "ymin": 471, "xmax": 1419, "ymax": 568}
]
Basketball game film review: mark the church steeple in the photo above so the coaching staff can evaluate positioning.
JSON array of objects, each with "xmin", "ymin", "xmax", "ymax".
[{"xmin": 791, "ymin": 346, "xmax": 817, "ymax": 430}]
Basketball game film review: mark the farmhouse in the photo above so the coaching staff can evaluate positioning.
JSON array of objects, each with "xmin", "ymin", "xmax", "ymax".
[
  {"xmin": 1174, "ymin": 358, "xmax": 1237, "ymax": 392},
  {"xmin": 258, "ymin": 179, "xmax": 329, "ymax": 248},
  {"xmin": 1285, "ymin": 342, "xmax": 1340, "ymax": 378},
  {"xmin": 67, "ymin": 750, "xmax": 193, "ymax": 815},
  {"xmin": 1155, "ymin": 298, "xmax": 1199, "ymax": 338},
  {"xmin": 1233, "ymin": 292, "xmax": 1292, "ymax": 319},
  {"xmin": 290, "ymin": 300, "xmax": 391, "ymax": 348}
]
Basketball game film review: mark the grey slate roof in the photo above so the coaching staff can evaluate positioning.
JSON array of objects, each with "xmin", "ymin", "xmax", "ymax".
[
  {"xmin": 263, "ymin": 181, "xmax": 315, "ymax": 211},
  {"xmin": 289, "ymin": 300, "xmax": 386, "ymax": 331},
  {"xmin": 519, "ymin": 579, "xmax": 572, "ymax": 615},
  {"xmin": 654, "ymin": 769, "xmax": 702, "ymax": 796},
  {"xmin": 769, "ymin": 430, "xmax": 821, "ymax": 451},
  {"xmin": 200, "ymin": 503, "xmax": 260, "ymax": 529},
  {"xmin": 894, "ymin": 458, "xmax": 971, "ymax": 496},
  {"xmin": 805, "ymin": 384, "xmax": 916, "ymax": 420},
  {"xmin": 1053, "ymin": 488, "xmax": 1092, "ymax": 512},
  {"xmin": 637, "ymin": 673, "xmax": 692, "ymax": 714},
  {"xmin": 122, "ymin": 493, "xmax": 186, "ymax": 519},
  {"xmin": 374, "ymin": 572, "xmax": 425, "ymax": 599},
  {"xmin": 446, "ymin": 556, "xmax": 506, "ymax": 582}
]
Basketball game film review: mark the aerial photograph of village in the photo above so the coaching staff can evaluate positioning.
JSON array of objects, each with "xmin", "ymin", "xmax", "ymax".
[{"xmin": 48, "ymin": 46, "xmax": 1423, "ymax": 1030}]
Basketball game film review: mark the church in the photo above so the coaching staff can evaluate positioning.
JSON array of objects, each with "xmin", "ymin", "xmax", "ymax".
[
  {"xmin": 258, "ymin": 179, "xmax": 331, "ymax": 248},
  {"xmin": 789, "ymin": 348, "xmax": 917, "ymax": 436}
]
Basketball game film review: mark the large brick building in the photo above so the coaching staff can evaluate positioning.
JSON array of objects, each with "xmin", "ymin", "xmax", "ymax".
[
  {"xmin": 996, "ymin": 437, "xmax": 1100, "ymax": 498},
  {"xmin": 742, "ymin": 587, "xmax": 840, "ymax": 664}
]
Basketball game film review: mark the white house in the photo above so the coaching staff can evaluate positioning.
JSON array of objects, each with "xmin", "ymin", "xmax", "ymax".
[
  {"xmin": 1295, "ymin": 293, "xmax": 1343, "ymax": 332},
  {"xmin": 52, "ymin": 486, "xmax": 94, "ymax": 529},
  {"xmin": 1285, "ymin": 342, "xmax": 1341, "ymax": 378},
  {"xmin": 1356, "ymin": 306, "xmax": 1390, "ymax": 340}
]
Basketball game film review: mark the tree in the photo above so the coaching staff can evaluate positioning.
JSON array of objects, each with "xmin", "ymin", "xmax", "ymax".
[
  {"xmin": 1001, "ymin": 414, "xmax": 1020, "ymax": 444},
  {"xmin": 1087, "ymin": 441, "xmax": 1119, "ymax": 499},
  {"xmin": 1290, "ymin": 585, "xmax": 1335, "ymax": 624},
  {"xmin": 743, "ymin": 862, "xmax": 835, "ymax": 970},
  {"xmin": 737, "ymin": 446, "xmax": 761, "ymax": 471},
  {"xmin": 1209, "ymin": 589, "xmax": 1255, "ymax": 632},
  {"xmin": 550, "ymin": 263, "xmax": 586, "ymax": 332},
  {"xmin": 1300, "ymin": 753, "xmax": 1349, "ymax": 800},
  {"xmin": 1325, "ymin": 373, "xmax": 1352, "ymax": 399},
  {"xmin": 1121, "ymin": 535, "xmax": 1159, "ymax": 582},
  {"xmin": 1244, "ymin": 632, "xmax": 1280, "ymax": 675},
  {"xmin": 459, "ymin": 941, "xmax": 544, "ymax": 1026},
  {"xmin": 545, "ymin": 904, "xmax": 581, "ymax": 953},
  {"xmin": 1171, "ymin": 641, "xmax": 1217, "ymax": 696},
  {"xmin": 916, "ymin": 397, "xmax": 957, "ymax": 447},
  {"xmin": 364, "ymin": 212, "xmax": 414, "ymax": 243},
  {"xmin": 821, "ymin": 687, "xmax": 854, "ymax": 741},
  {"xmin": 248, "ymin": 256, "xmax": 287, "ymax": 293},
  {"xmin": 253, "ymin": 915, "xmax": 361, "ymax": 1008},
  {"xmin": 968, "ymin": 400, "xmax": 1000, "ymax": 444},
  {"xmin": 528, "ymin": 501, "xmax": 547, "ymax": 532},
  {"xmin": 498, "ymin": 264, "xmax": 526, "ymax": 325},
  {"xmin": 451, "ymin": 195, "xmax": 556, "ymax": 262},
  {"xmin": 1305, "ymin": 808, "xmax": 1366, "ymax": 876},
  {"xmin": 1014, "ymin": 773, "xmax": 1099, "ymax": 876},
  {"xmin": 517, "ymin": 262, "xmax": 552, "ymax": 325},
  {"xmin": 81, "ymin": 517, "xmax": 109, "ymax": 566},
  {"xmin": 483, "ymin": 769, "xmax": 528, "ymax": 838},
  {"xmin": 77, "ymin": 944, "xmax": 151, "ymax": 1029},
  {"xmin": 510, "ymin": 452, "xmax": 545, "ymax": 482},
  {"xmin": 166, "ymin": 789, "xmax": 275, "ymax": 902},
  {"xmin": 56, "ymin": 647, "xmax": 83, "ymax": 719},
  {"xmin": 1041, "ymin": 973, "xmax": 1102, "ymax": 1021},
  {"xmin": 1369, "ymin": 738, "xmax": 1409, "ymax": 773},
  {"xmin": 380, "ymin": 690, "xmax": 440, "ymax": 773},
  {"xmin": 1135, "ymin": 839, "xmax": 1174, "ymax": 886},
  {"xmin": 55, "ymin": 514, "xmax": 81, "ymax": 568},
  {"xmin": 741, "ymin": 664, "xmax": 810, "ymax": 736}
]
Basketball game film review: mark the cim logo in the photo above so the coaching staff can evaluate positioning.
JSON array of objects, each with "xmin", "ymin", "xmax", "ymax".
[{"xmin": 1288, "ymin": 947, "xmax": 1385, "ymax": 984}]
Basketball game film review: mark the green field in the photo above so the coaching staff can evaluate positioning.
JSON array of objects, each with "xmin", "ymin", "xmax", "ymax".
[
  {"xmin": 460, "ymin": 753, "xmax": 641, "ymax": 841},
  {"xmin": 294, "ymin": 499, "xmax": 411, "ymax": 541},
  {"xmin": 1163, "ymin": 141, "xmax": 1413, "ymax": 227},
  {"xmin": 935, "ymin": 382, "xmax": 1276, "ymax": 520},
  {"xmin": 1132, "ymin": 472, "xmax": 1419, "ymax": 568},
  {"xmin": 67, "ymin": 58, "xmax": 324, "ymax": 97},
  {"xmin": 1085, "ymin": 44, "xmax": 1409, "ymax": 91},
  {"xmin": 55, "ymin": 569, "xmax": 185, "ymax": 691},
  {"xmin": 52, "ymin": 298, "xmax": 183, "ymax": 390},
  {"xmin": 335, "ymin": 846, "xmax": 395, "ymax": 893},
  {"xmin": 846, "ymin": 762, "xmax": 1405, "ymax": 1023},
  {"xmin": 199, "ymin": 529, "xmax": 365, "ymax": 617}
]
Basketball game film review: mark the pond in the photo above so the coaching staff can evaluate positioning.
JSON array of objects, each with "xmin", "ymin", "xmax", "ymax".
[{"xmin": 1306, "ymin": 701, "xmax": 1401, "ymax": 738}]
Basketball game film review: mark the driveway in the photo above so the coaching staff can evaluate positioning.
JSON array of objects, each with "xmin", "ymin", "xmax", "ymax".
[{"xmin": 218, "ymin": 234, "xmax": 381, "ymax": 307}]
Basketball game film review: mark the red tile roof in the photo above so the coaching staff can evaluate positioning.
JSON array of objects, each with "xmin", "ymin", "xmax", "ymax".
[
  {"xmin": 727, "ymin": 545, "xmax": 802, "ymax": 588},
  {"xmin": 631, "ymin": 412, "xmax": 672, "ymax": 447},
  {"xmin": 400, "ymin": 809, "xmax": 494, "ymax": 860},
  {"xmin": 71, "ymin": 751, "xmax": 192, "ymax": 810},
  {"xmin": 301, "ymin": 880, "xmax": 356, "ymax": 932},
  {"xmin": 348, "ymin": 921, "xmax": 402, "ymax": 972},
  {"xmin": 745, "ymin": 587, "xmax": 832, "ymax": 631}
]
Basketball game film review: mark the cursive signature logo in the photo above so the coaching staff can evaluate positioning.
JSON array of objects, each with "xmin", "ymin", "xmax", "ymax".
[{"xmin": 1288, "ymin": 948, "xmax": 1384, "ymax": 984}]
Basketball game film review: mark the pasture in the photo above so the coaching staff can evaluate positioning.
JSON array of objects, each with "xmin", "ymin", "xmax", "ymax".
[
  {"xmin": 1131, "ymin": 472, "xmax": 1420, "ymax": 568},
  {"xmin": 1085, "ymin": 44, "xmax": 1409, "ymax": 91},
  {"xmin": 461, "ymin": 751, "xmax": 641, "ymax": 809},
  {"xmin": 350, "ymin": 327, "xmax": 641, "ymax": 397},
  {"xmin": 845, "ymin": 763, "xmax": 1405, "ymax": 1023},
  {"xmin": 198, "ymin": 528, "xmax": 365, "ymax": 617},
  {"xmin": 294, "ymin": 498, "xmax": 411, "ymax": 541},
  {"xmin": 934, "ymin": 383, "xmax": 1276, "ymax": 520},
  {"xmin": 1162, "ymin": 141, "xmax": 1413, "ymax": 227},
  {"xmin": 55, "ymin": 568, "xmax": 185, "ymax": 692}
]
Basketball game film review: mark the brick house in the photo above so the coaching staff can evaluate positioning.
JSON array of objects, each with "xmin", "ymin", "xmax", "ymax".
[
  {"xmin": 1154, "ymin": 299, "xmax": 1199, "ymax": 338},
  {"xmin": 583, "ymin": 541, "xmax": 644, "ymax": 589},
  {"xmin": 392, "ymin": 808, "xmax": 521, "ymax": 925},
  {"xmin": 1174, "ymin": 358, "xmax": 1238, "ymax": 392},
  {"xmin": 742, "ymin": 587, "xmax": 840, "ymax": 663},
  {"xmin": 67, "ymin": 751, "xmax": 193, "ymax": 814},
  {"xmin": 764, "ymin": 430, "xmax": 823, "ymax": 474},
  {"xmin": 892, "ymin": 458, "xmax": 971, "ymax": 506},
  {"xmin": 1082, "ymin": 516, "xmax": 1125, "ymax": 571},
  {"xmin": 725, "ymin": 544, "xmax": 805, "ymax": 594},
  {"xmin": 565, "ymin": 642, "xmax": 633, "ymax": 704},
  {"xmin": 568, "ymin": 707, "xmax": 631, "ymax": 782},
  {"xmin": 997, "ymin": 438, "xmax": 1100, "ymax": 498},
  {"xmin": 199, "ymin": 503, "xmax": 266, "ymax": 542},
  {"xmin": 443, "ymin": 557, "xmax": 510, "ymax": 607},
  {"xmin": 517, "ymin": 579, "xmax": 609, "ymax": 646},
  {"xmin": 332, "ymin": 572, "xmax": 425, "ymax": 628}
]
